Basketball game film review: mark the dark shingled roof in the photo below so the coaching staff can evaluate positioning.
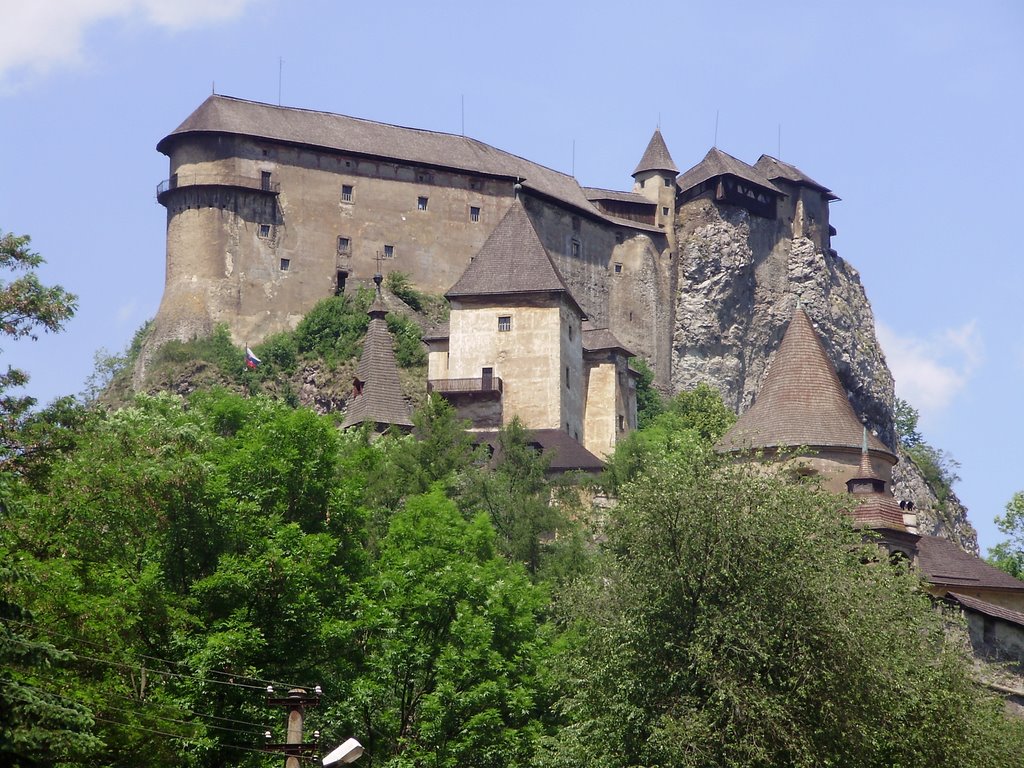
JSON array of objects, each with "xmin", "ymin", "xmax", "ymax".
[
  {"xmin": 754, "ymin": 155, "xmax": 839, "ymax": 201},
  {"xmin": 918, "ymin": 536, "xmax": 1024, "ymax": 591},
  {"xmin": 633, "ymin": 129, "xmax": 679, "ymax": 175},
  {"xmin": 846, "ymin": 494, "xmax": 908, "ymax": 532},
  {"xmin": 422, "ymin": 321, "xmax": 449, "ymax": 343},
  {"xmin": 446, "ymin": 199, "xmax": 584, "ymax": 315},
  {"xmin": 582, "ymin": 322, "xmax": 634, "ymax": 357},
  {"xmin": 717, "ymin": 307, "xmax": 894, "ymax": 459},
  {"xmin": 583, "ymin": 187, "xmax": 655, "ymax": 206},
  {"xmin": 677, "ymin": 147, "xmax": 783, "ymax": 197},
  {"xmin": 947, "ymin": 592, "xmax": 1024, "ymax": 628},
  {"xmin": 474, "ymin": 429, "xmax": 604, "ymax": 473},
  {"xmin": 341, "ymin": 298, "xmax": 413, "ymax": 430},
  {"xmin": 160, "ymin": 95, "xmax": 603, "ymax": 218}
]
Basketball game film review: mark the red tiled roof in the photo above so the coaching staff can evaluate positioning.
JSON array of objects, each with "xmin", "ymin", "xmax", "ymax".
[
  {"xmin": 844, "ymin": 494, "xmax": 907, "ymax": 531},
  {"xmin": 717, "ymin": 307, "xmax": 894, "ymax": 459},
  {"xmin": 918, "ymin": 536, "xmax": 1024, "ymax": 591},
  {"xmin": 446, "ymin": 199, "xmax": 584, "ymax": 316},
  {"xmin": 633, "ymin": 129, "xmax": 679, "ymax": 175}
]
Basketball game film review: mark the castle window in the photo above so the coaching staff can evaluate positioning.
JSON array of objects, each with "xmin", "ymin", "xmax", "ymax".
[
  {"xmin": 498, "ymin": 315, "xmax": 512, "ymax": 332},
  {"xmin": 571, "ymin": 239, "xmax": 581, "ymax": 257},
  {"xmin": 469, "ymin": 179, "xmax": 483, "ymax": 191},
  {"xmin": 341, "ymin": 184, "xmax": 353, "ymax": 202},
  {"xmin": 618, "ymin": 415, "xmax": 625, "ymax": 432},
  {"xmin": 336, "ymin": 270, "xmax": 347, "ymax": 295},
  {"xmin": 664, "ymin": 177, "xmax": 672, "ymax": 187},
  {"xmin": 337, "ymin": 236, "xmax": 351, "ymax": 254},
  {"xmin": 280, "ymin": 258, "xmax": 290, "ymax": 271},
  {"xmin": 565, "ymin": 366, "xmax": 570, "ymax": 389},
  {"xmin": 568, "ymin": 323, "xmax": 573, "ymax": 340},
  {"xmin": 261, "ymin": 171, "xmax": 272, "ymax": 191},
  {"xmin": 417, "ymin": 196, "xmax": 429, "ymax": 211},
  {"xmin": 614, "ymin": 262, "xmax": 622, "ymax": 274},
  {"xmin": 662, "ymin": 206, "xmax": 669, "ymax": 216},
  {"xmin": 258, "ymin": 224, "xmax": 272, "ymax": 239},
  {"xmin": 470, "ymin": 206, "xmax": 481, "ymax": 223},
  {"xmin": 383, "ymin": 244, "xmax": 395, "ymax": 258}
]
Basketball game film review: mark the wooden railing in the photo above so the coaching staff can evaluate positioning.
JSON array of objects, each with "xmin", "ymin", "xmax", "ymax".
[{"xmin": 427, "ymin": 377, "xmax": 503, "ymax": 395}]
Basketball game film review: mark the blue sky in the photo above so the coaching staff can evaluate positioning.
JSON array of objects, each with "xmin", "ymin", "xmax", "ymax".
[{"xmin": 1, "ymin": 0, "xmax": 1021, "ymax": 553}]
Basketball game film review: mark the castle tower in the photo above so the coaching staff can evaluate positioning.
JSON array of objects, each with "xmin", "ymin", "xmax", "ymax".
[
  {"xmin": 754, "ymin": 154, "xmax": 839, "ymax": 251},
  {"xmin": 716, "ymin": 305, "xmax": 898, "ymax": 493},
  {"xmin": 632, "ymin": 129, "xmax": 679, "ymax": 231},
  {"xmin": 340, "ymin": 276, "xmax": 413, "ymax": 431}
]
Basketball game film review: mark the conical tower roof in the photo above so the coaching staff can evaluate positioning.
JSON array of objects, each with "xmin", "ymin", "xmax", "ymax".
[
  {"xmin": 633, "ymin": 129, "xmax": 678, "ymax": 176},
  {"xmin": 341, "ymin": 295, "xmax": 413, "ymax": 430},
  {"xmin": 446, "ymin": 199, "xmax": 584, "ymax": 315},
  {"xmin": 717, "ymin": 307, "xmax": 894, "ymax": 460}
]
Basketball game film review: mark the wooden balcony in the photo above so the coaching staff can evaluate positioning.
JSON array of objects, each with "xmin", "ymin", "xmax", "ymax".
[{"xmin": 427, "ymin": 376, "xmax": 503, "ymax": 395}]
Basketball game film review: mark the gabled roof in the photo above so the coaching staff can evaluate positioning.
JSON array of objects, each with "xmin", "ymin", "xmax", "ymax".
[
  {"xmin": 633, "ymin": 129, "xmax": 679, "ymax": 175},
  {"xmin": 717, "ymin": 307, "xmax": 894, "ymax": 459},
  {"xmin": 676, "ymin": 147, "xmax": 783, "ymax": 197},
  {"xmin": 341, "ymin": 299, "xmax": 413, "ymax": 430},
  {"xmin": 446, "ymin": 200, "xmax": 584, "ymax": 315},
  {"xmin": 918, "ymin": 536, "xmax": 1024, "ymax": 592},
  {"xmin": 582, "ymin": 322, "xmax": 635, "ymax": 357},
  {"xmin": 583, "ymin": 187, "xmax": 655, "ymax": 206},
  {"xmin": 947, "ymin": 592, "xmax": 1024, "ymax": 628},
  {"xmin": 473, "ymin": 429, "xmax": 604, "ymax": 473},
  {"xmin": 754, "ymin": 155, "xmax": 839, "ymax": 201},
  {"xmin": 159, "ymin": 95, "xmax": 602, "ymax": 218}
]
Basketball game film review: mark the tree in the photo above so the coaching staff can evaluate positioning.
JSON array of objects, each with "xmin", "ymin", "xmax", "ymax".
[
  {"xmin": 989, "ymin": 491, "xmax": 1024, "ymax": 579},
  {"xmin": 544, "ymin": 441, "xmax": 1024, "ymax": 767},
  {"xmin": 894, "ymin": 397, "xmax": 924, "ymax": 448},
  {"xmin": 0, "ymin": 231, "xmax": 76, "ymax": 458}
]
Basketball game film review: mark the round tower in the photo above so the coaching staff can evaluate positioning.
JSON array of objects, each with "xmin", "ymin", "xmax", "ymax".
[{"xmin": 632, "ymin": 129, "xmax": 679, "ymax": 231}]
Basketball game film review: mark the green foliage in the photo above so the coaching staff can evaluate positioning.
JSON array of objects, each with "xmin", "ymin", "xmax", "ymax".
[
  {"xmin": 906, "ymin": 442, "xmax": 961, "ymax": 509},
  {"xmin": 386, "ymin": 312, "xmax": 427, "ymax": 368},
  {"xmin": 894, "ymin": 396, "xmax": 924, "ymax": 448},
  {"xmin": 155, "ymin": 323, "xmax": 243, "ymax": 374},
  {"xmin": 989, "ymin": 491, "xmax": 1024, "ymax": 579},
  {"xmin": 293, "ymin": 290, "xmax": 373, "ymax": 364},
  {"xmin": 663, "ymin": 381, "xmax": 736, "ymax": 443},
  {"xmin": 252, "ymin": 330, "xmax": 299, "ymax": 375},
  {"xmin": 384, "ymin": 271, "xmax": 425, "ymax": 312},
  {"xmin": 630, "ymin": 357, "xmax": 662, "ymax": 429},
  {"xmin": 544, "ymin": 442, "xmax": 1024, "ymax": 768},
  {"xmin": 0, "ymin": 230, "xmax": 77, "ymax": 453}
]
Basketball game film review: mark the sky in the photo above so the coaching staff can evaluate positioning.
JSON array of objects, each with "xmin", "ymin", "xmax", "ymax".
[{"xmin": 1, "ymin": 0, "xmax": 1021, "ymax": 554}]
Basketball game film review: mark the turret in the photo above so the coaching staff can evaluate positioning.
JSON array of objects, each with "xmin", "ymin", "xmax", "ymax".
[{"xmin": 632, "ymin": 129, "xmax": 678, "ymax": 230}]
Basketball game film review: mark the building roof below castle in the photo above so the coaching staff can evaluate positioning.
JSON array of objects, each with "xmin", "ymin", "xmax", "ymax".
[
  {"xmin": 582, "ymin": 322, "xmax": 635, "ymax": 357},
  {"xmin": 918, "ymin": 536, "xmax": 1024, "ymax": 592},
  {"xmin": 947, "ymin": 592, "xmax": 1024, "ymax": 629},
  {"xmin": 473, "ymin": 429, "xmax": 604, "ymax": 474},
  {"xmin": 160, "ymin": 94, "xmax": 613, "ymax": 222},
  {"xmin": 677, "ymin": 147, "xmax": 783, "ymax": 198},
  {"xmin": 446, "ymin": 199, "xmax": 584, "ymax": 316},
  {"xmin": 754, "ymin": 155, "xmax": 839, "ymax": 201},
  {"xmin": 633, "ymin": 129, "xmax": 679, "ymax": 176},
  {"xmin": 717, "ymin": 306, "xmax": 894, "ymax": 459}
]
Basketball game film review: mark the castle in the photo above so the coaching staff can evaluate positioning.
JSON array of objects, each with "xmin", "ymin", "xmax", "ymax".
[{"xmin": 148, "ymin": 95, "xmax": 835, "ymax": 400}]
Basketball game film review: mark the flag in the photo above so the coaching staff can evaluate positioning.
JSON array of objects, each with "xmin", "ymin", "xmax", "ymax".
[{"xmin": 245, "ymin": 347, "xmax": 262, "ymax": 369}]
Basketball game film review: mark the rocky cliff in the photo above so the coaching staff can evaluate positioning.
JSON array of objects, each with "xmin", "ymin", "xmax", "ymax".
[{"xmin": 670, "ymin": 199, "xmax": 977, "ymax": 553}]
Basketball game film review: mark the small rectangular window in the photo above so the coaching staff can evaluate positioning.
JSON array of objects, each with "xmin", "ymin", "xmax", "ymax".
[
  {"xmin": 498, "ymin": 315, "xmax": 512, "ymax": 332},
  {"xmin": 571, "ymin": 239, "xmax": 581, "ymax": 257},
  {"xmin": 258, "ymin": 224, "xmax": 272, "ymax": 238},
  {"xmin": 614, "ymin": 262, "xmax": 622, "ymax": 274},
  {"xmin": 417, "ymin": 196, "xmax": 428, "ymax": 211},
  {"xmin": 261, "ymin": 171, "xmax": 272, "ymax": 191},
  {"xmin": 341, "ymin": 184, "xmax": 353, "ymax": 202},
  {"xmin": 280, "ymin": 258, "xmax": 290, "ymax": 271},
  {"xmin": 337, "ymin": 236, "xmax": 351, "ymax": 254},
  {"xmin": 664, "ymin": 177, "xmax": 672, "ymax": 187},
  {"xmin": 662, "ymin": 206, "xmax": 669, "ymax": 216},
  {"xmin": 383, "ymin": 244, "xmax": 395, "ymax": 258},
  {"xmin": 470, "ymin": 206, "xmax": 481, "ymax": 223}
]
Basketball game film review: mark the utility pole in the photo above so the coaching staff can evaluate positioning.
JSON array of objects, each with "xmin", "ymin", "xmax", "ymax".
[{"xmin": 266, "ymin": 686, "xmax": 322, "ymax": 767}]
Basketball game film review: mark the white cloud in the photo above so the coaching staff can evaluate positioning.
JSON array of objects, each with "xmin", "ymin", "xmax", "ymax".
[
  {"xmin": 877, "ymin": 319, "xmax": 983, "ymax": 422},
  {"xmin": 0, "ymin": 0, "xmax": 257, "ymax": 88}
]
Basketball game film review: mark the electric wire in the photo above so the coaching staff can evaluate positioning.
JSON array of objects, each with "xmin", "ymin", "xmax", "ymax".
[{"xmin": 1, "ymin": 616, "xmax": 310, "ymax": 690}]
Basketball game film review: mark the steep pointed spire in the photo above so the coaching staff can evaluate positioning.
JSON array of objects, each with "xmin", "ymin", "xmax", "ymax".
[
  {"xmin": 717, "ymin": 306, "xmax": 895, "ymax": 460},
  {"xmin": 632, "ymin": 128, "xmax": 678, "ymax": 176},
  {"xmin": 844, "ymin": 424, "xmax": 907, "ymax": 532},
  {"xmin": 446, "ymin": 199, "xmax": 584, "ymax": 315},
  {"xmin": 341, "ymin": 289, "xmax": 413, "ymax": 431}
]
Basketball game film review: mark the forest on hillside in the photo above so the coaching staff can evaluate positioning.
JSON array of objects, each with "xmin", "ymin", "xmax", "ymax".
[{"xmin": 4, "ymin": 232, "xmax": 1024, "ymax": 768}]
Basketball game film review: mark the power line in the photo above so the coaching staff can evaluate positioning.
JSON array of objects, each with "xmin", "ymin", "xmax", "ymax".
[{"xmin": 3, "ymin": 618, "xmax": 308, "ymax": 690}]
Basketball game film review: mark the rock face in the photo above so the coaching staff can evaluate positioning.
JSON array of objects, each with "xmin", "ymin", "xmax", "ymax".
[{"xmin": 671, "ymin": 199, "xmax": 977, "ymax": 553}]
